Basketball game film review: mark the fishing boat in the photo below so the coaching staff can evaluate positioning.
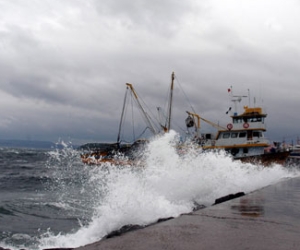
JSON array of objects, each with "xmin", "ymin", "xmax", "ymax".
[
  {"xmin": 80, "ymin": 73, "xmax": 175, "ymax": 165},
  {"xmin": 185, "ymin": 91, "xmax": 290, "ymax": 166},
  {"xmin": 81, "ymin": 75, "xmax": 289, "ymax": 166},
  {"xmin": 80, "ymin": 83, "xmax": 158, "ymax": 166},
  {"xmin": 80, "ymin": 139, "xmax": 148, "ymax": 165}
]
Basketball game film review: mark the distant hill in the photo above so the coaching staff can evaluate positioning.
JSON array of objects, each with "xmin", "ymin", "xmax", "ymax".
[
  {"xmin": 78, "ymin": 142, "xmax": 119, "ymax": 151},
  {"xmin": 78, "ymin": 142, "xmax": 131, "ymax": 151},
  {"xmin": 0, "ymin": 139, "xmax": 67, "ymax": 149}
]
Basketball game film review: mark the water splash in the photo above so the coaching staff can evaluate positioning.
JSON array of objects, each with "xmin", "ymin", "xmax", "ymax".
[{"xmin": 22, "ymin": 132, "xmax": 300, "ymax": 249}]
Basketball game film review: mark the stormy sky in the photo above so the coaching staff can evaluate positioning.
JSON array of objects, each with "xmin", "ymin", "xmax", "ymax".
[{"xmin": 0, "ymin": 0, "xmax": 299, "ymax": 145}]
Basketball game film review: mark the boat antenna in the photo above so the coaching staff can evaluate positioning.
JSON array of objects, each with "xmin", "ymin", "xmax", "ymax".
[
  {"xmin": 248, "ymin": 89, "xmax": 250, "ymax": 107},
  {"xmin": 230, "ymin": 87, "xmax": 247, "ymax": 115},
  {"xmin": 231, "ymin": 95, "xmax": 247, "ymax": 115}
]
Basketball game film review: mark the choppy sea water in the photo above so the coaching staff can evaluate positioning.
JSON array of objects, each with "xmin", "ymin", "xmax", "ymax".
[{"xmin": 0, "ymin": 131, "xmax": 299, "ymax": 250}]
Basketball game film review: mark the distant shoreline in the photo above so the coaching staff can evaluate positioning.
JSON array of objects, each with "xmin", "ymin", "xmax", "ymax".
[
  {"xmin": 0, "ymin": 139, "xmax": 72, "ymax": 149},
  {"xmin": 0, "ymin": 139, "xmax": 122, "ymax": 150}
]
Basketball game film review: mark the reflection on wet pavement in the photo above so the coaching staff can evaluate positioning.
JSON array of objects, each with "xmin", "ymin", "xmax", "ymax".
[{"xmin": 231, "ymin": 195, "xmax": 264, "ymax": 217}]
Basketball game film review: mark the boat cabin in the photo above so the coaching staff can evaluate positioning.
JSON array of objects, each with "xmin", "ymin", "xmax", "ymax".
[
  {"xmin": 229, "ymin": 106, "xmax": 267, "ymax": 131},
  {"xmin": 216, "ymin": 106, "xmax": 268, "ymax": 145},
  {"xmin": 200, "ymin": 105, "xmax": 270, "ymax": 158}
]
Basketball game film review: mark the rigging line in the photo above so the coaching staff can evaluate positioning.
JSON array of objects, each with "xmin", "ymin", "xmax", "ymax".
[
  {"xmin": 173, "ymin": 123, "xmax": 188, "ymax": 133},
  {"xmin": 130, "ymin": 90, "xmax": 136, "ymax": 141},
  {"xmin": 135, "ymin": 127, "xmax": 151, "ymax": 141},
  {"xmin": 120, "ymin": 127, "xmax": 151, "ymax": 144},
  {"xmin": 121, "ymin": 87, "xmax": 137, "ymax": 144},
  {"xmin": 159, "ymin": 107, "xmax": 168, "ymax": 125},
  {"xmin": 174, "ymin": 75, "xmax": 197, "ymax": 114},
  {"xmin": 139, "ymin": 96, "xmax": 161, "ymax": 131},
  {"xmin": 132, "ymin": 87, "xmax": 161, "ymax": 133},
  {"xmin": 121, "ymin": 89, "xmax": 138, "ymax": 143},
  {"xmin": 117, "ymin": 87, "xmax": 128, "ymax": 144},
  {"xmin": 139, "ymin": 87, "xmax": 165, "ymax": 131},
  {"xmin": 120, "ymin": 86, "xmax": 154, "ymax": 144}
]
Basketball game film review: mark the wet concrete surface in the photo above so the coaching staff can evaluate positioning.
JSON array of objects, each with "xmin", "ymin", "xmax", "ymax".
[{"xmin": 75, "ymin": 177, "xmax": 300, "ymax": 250}]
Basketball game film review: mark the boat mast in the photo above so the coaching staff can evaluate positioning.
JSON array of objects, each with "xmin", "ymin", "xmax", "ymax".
[{"xmin": 166, "ymin": 72, "xmax": 175, "ymax": 132}]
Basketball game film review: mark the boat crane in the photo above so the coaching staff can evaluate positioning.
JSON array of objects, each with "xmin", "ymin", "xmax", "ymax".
[
  {"xmin": 185, "ymin": 111, "xmax": 227, "ymax": 137},
  {"xmin": 124, "ymin": 83, "xmax": 158, "ymax": 136}
]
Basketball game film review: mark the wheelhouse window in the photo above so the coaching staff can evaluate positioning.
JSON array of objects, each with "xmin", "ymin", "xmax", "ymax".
[
  {"xmin": 253, "ymin": 131, "xmax": 262, "ymax": 137},
  {"xmin": 223, "ymin": 133, "xmax": 230, "ymax": 138},
  {"xmin": 239, "ymin": 132, "xmax": 246, "ymax": 138},
  {"xmin": 233, "ymin": 117, "xmax": 265, "ymax": 124},
  {"xmin": 231, "ymin": 132, "xmax": 238, "ymax": 138},
  {"xmin": 233, "ymin": 118, "xmax": 243, "ymax": 123},
  {"xmin": 249, "ymin": 117, "xmax": 264, "ymax": 123}
]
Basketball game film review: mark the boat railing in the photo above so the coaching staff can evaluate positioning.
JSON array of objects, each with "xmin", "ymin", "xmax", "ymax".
[
  {"xmin": 246, "ymin": 137, "xmax": 269, "ymax": 145},
  {"xmin": 232, "ymin": 123, "xmax": 266, "ymax": 130},
  {"xmin": 202, "ymin": 137, "xmax": 269, "ymax": 147}
]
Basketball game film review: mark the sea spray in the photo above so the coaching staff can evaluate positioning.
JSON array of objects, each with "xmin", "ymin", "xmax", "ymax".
[
  {"xmin": 27, "ymin": 132, "xmax": 300, "ymax": 249},
  {"xmin": 45, "ymin": 142, "xmax": 97, "ymax": 223}
]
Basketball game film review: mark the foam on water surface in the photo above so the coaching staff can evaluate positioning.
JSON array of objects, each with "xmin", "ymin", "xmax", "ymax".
[{"xmin": 3, "ymin": 131, "xmax": 300, "ymax": 250}]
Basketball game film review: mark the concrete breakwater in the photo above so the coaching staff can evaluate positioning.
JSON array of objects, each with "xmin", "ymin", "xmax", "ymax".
[{"xmin": 74, "ymin": 176, "xmax": 300, "ymax": 250}]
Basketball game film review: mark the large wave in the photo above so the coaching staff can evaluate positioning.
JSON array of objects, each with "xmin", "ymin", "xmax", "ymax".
[{"xmin": 3, "ymin": 131, "xmax": 299, "ymax": 250}]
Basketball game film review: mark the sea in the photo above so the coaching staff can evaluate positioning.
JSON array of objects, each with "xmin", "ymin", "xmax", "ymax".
[{"xmin": 0, "ymin": 131, "xmax": 299, "ymax": 250}]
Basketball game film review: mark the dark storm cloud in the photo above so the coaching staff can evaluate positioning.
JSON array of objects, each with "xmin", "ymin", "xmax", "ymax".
[
  {"xmin": 93, "ymin": 0, "xmax": 198, "ymax": 36},
  {"xmin": 0, "ymin": 0, "xmax": 299, "ymax": 143}
]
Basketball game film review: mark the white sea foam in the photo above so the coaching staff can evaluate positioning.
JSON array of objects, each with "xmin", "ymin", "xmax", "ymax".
[{"xmin": 38, "ymin": 130, "xmax": 300, "ymax": 249}]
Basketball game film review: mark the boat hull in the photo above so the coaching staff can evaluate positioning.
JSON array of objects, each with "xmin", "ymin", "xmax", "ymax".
[{"xmin": 235, "ymin": 151, "xmax": 290, "ymax": 166}]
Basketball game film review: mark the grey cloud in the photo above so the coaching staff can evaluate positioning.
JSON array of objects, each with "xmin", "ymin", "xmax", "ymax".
[
  {"xmin": 0, "ymin": 0, "xmax": 299, "ymax": 144},
  {"xmin": 93, "ymin": 0, "xmax": 199, "ymax": 36}
]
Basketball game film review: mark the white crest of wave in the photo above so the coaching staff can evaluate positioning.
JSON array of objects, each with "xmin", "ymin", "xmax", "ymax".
[{"xmin": 39, "ymin": 130, "xmax": 299, "ymax": 249}]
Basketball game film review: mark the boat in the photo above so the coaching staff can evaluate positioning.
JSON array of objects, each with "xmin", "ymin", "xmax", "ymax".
[
  {"xmin": 184, "ymin": 91, "xmax": 290, "ymax": 166},
  {"xmin": 80, "ymin": 139, "xmax": 148, "ymax": 165},
  {"xmin": 80, "ymin": 73, "xmax": 175, "ymax": 165},
  {"xmin": 81, "ymin": 75, "xmax": 290, "ymax": 167},
  {"xmin": 286, "ymin": 145, "xmax": 300, "ymax": 165},
  {"xmin": 80, "ymin": 82, "xmax": 158, "ymax": 166}
]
